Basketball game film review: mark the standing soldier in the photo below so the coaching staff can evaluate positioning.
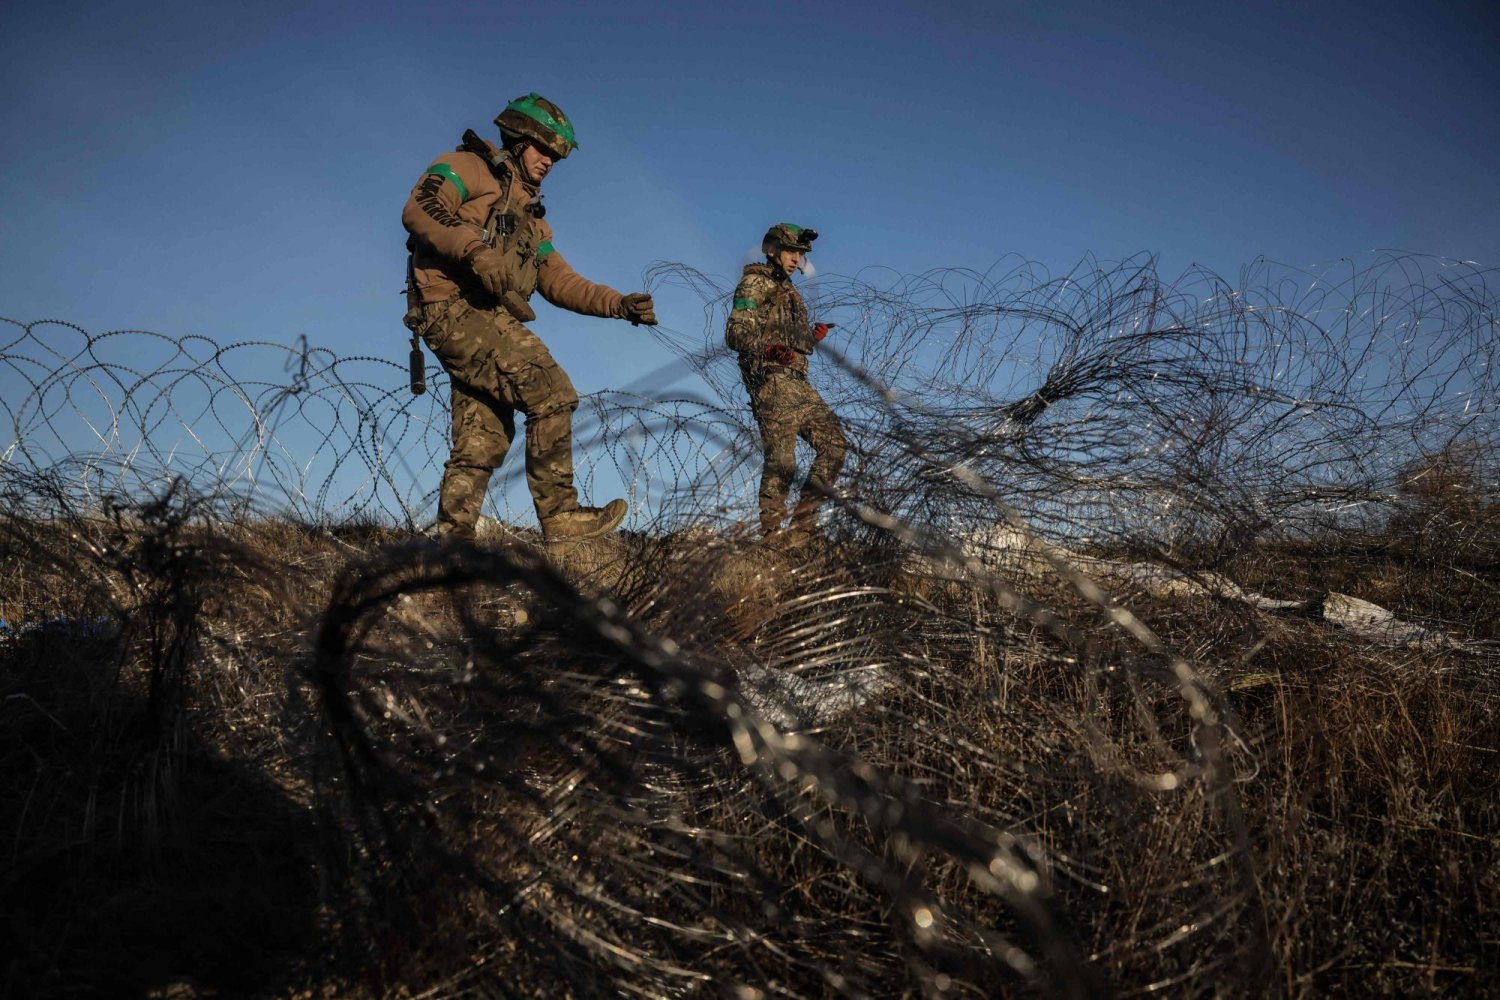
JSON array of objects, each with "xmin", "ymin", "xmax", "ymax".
[
  {"xmin": 402, "ymin": 92, "xmax": 656, "ymax": 540},
  {"xmin": 725, "ymin": 224, "xmax": 847, "ymax": 541}
]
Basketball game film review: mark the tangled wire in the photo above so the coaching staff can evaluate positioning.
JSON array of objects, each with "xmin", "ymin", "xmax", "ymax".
[{"xmin": 2, "ymin": 251, "xmax": 1497, "ymax": 997}]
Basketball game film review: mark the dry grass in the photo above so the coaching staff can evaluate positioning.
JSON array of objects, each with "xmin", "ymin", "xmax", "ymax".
[{"xmin": 1, "ymin": 497, "xmax": 1495, "ymax": 998}]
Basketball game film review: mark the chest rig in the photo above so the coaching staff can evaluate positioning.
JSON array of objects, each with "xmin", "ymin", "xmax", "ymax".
[
  {"xmin": 460, "ymin": 129, "xmax": 546, "ymax": 305},
  {"xmin": 775, "ymin": 281, "xmax": 814, "ymax": 355},
  {"xmin": 752, "ymin": 265, "xmax": 814, "ymax": 355}
]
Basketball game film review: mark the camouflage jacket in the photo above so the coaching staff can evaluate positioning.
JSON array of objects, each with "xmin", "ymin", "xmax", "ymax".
[
  {"xmin": 401, "ymin": 136, "xmax": 623, "ymax": 317},
  {"xmin": 725, "ymin": 262, "xmax": 814, "ymax": 377}
]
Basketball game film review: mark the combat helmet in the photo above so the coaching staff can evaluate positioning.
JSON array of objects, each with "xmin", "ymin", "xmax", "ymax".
[
  {"xmin": 495, "ymin": 92, "xmax": 578, "ymax": 159},
  {"xmin": 762, "ymin": 223, "xmax": 818, "ymax": 256}
]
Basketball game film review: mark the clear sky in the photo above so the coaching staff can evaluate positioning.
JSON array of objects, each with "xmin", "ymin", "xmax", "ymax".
[{"xmin": 2, "ymin": 0, "xmax": 1497, "ymax": 509}]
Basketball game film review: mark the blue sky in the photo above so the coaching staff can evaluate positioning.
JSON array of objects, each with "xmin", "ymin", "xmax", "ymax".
[{"xmin": 2, "ymin": 0, "xmax": 1497, "ymax": 515}]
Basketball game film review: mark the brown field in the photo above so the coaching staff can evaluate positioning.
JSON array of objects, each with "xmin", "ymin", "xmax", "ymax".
[{"xmin": 2, "ymin": 492, "xmax": 1495, "ymax": 998}]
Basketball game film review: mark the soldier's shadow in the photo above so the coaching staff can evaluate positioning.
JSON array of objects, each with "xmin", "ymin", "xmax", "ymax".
[{"xmin": 1, "ymin": 623, "xmax": 322, "ymax": 998}]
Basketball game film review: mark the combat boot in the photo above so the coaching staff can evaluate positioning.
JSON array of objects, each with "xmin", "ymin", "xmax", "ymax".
[{"xmin": 539, "ymin": 498, "xmax": 628, "ymax": 541}]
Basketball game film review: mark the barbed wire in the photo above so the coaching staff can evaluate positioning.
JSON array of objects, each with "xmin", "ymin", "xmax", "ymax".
[{"xmin": 2, "ymin": 251, "xmax": 1497, "ymax": 997}]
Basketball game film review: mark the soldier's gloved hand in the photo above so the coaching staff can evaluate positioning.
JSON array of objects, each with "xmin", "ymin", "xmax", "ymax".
[
  {"xmin": 813, "ymin": 322, "xmax": 835, "ymax": 342},
  {"xmin": 617, "ymin": 292, "xmax": 656, "ymax": 326},
  {"xmin": 467, "ymin": 247, "xmax": 509, "ymax": 299},
  {"xmin": 763, "ymin": 344, "xmax": 797, "ymax": 366}
]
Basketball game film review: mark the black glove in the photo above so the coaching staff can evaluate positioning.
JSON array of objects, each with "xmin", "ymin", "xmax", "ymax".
[{"xmin": 618, "ymin": 292, "xmax": 656, "ymax": 326}]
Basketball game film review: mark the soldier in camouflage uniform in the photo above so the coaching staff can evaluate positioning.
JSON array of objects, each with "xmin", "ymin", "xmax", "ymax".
[
  {"xmin": 725, "ymin": 224, "xmax": 847, "ymax": 538},
  {"xmin": 402, "ymin": 92, "xmax": 656, "ymax": 540}
]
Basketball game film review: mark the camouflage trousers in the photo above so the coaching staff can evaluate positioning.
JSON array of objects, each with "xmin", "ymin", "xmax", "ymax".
[
  {"xmin": 419, "ymin": 297, "xmax": 580, "ymax": 537},
  {"xmin": 746, "ymin": 370, "xmax": 847, "ymax": 534}
]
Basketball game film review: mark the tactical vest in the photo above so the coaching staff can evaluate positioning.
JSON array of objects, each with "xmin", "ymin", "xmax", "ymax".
[
  {"xmin": 753, "ymin": 266, "xmax": 814, "ymax": 354},
  {"xmin": 781, "ymin": 285, "xmax": 815, "ymax": 355},
  {"xmin": 474, "ymin": 180, "xmax": 544, "ymax": 304}
]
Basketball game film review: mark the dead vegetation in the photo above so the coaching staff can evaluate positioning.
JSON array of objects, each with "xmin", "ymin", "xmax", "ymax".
[
  {"xmin": 1, "ymin": 497, "xmax": 1494, "ymax": 998},
  {"xmin": 2, "ymin": 253, "xmax": 1498, "ymax": 996}
]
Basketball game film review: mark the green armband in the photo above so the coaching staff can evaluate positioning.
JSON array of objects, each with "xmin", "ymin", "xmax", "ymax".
[
  {"xmin": 424, "ymin": 163, "xmax": 468, "ymax": 201},
  {"xmin": 733, "ymin": 297, "xmax": 757, "ymax": 311}
]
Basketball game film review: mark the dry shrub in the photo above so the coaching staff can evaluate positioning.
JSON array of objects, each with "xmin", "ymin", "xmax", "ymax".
[
  {"xmin": 4, "ymin": 476, "xmax": 1497, "ymax": 997},
  {"xmin": 3, "ymin": 253, "xmax": 1498, "ymax": 996}
]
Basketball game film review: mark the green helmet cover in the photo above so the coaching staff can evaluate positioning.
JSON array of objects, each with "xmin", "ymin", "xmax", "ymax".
[
  {"xmin": 495, "ymin": 92, "xmax": 578, "ymax": 158},
  {"xmin": 762, "ymin": 222, "xmax": 818, "ymax": 255}
]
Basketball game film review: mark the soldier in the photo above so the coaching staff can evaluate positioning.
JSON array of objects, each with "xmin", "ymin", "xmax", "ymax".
[
  {"xmin": 725, "ymin": 223, "xmax": 847, "ymax": 540},
  {"xmin": 402, "ymin": 92, "xmax": 656, "ymax": 540}
]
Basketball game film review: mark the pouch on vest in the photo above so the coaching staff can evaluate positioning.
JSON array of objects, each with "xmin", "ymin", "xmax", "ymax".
[{"xmin": 480, "ymin": 206, "xmax": 542, "ymax": 309}]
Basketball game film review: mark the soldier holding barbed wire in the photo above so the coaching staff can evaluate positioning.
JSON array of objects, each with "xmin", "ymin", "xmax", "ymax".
[
  {"xmin": 402, "ymin": 92, "xmax": 656, "ymax": 541},
  {"xmin": 725, "ymin": 224, "xmax": 847, "ymax": 542}
]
